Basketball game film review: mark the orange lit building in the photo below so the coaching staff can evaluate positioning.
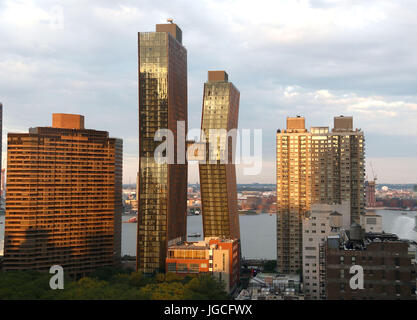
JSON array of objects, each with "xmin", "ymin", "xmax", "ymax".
[
  {"xmin": 166, "ymin": 237, "xmax": 240, "ymax": 293},
  {"xmin": 3, "ymin": 114, "xmax": 122, "ymax": 277}
]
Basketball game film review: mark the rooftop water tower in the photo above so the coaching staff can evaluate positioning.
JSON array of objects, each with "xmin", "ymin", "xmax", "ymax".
[
  {"xmin": 329, "ymin": 211, "xmax": 342, "ymax": 232},
  {"xmin": 350, "ymin": 222, "xmax": 364, "ymax": 241}
]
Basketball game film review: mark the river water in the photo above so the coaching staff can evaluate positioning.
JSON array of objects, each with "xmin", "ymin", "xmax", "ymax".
[
  {"xmin": 1, "ymin": 210, "xmax": 416, "ymax": 259},
  {"xmin": 121, "ymin": 213, "xmax": 278, "ymax": 259}
]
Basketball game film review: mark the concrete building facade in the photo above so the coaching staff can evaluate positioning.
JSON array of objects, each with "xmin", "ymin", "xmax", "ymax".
[
  {"xmin": 302, "ymin": 202, "xmax": 350, "ymax": 299},
  {"xmin": 3, "ymin": 114, "xmax": 122, "ymax": 277},
  {"xmin": 276, "ymin": 116, "xmax": 365, "ymax": 274},
  {"xmin": 360, "ymin": 211, "xmax": 383, "ymax": 233},
  {"xmin": 276, "ymin": 116, "xmax": 311, "ymax": 274}
]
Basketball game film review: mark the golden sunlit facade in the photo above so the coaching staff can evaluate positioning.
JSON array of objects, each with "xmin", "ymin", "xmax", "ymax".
[
  {"xmin": 276, "ymin": 117, "xmax": 312, "ymax": 274},
  {"xmin": 3, "ymin": 114, "xmax": 122, "ymax": 277},
  {"xmin": 199, "ymin": 71, "xmax": 240, "ymax": 240},
  {"xmin": 137, "ymin": 23, "xmax": 188, "ymax": 273},
  {"xmin": 276, "ymin": 116, "xmax": 365, "ymax": 273}
]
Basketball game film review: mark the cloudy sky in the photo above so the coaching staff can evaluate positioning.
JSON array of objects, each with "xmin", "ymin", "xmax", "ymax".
[{"xmin": 1, "ymin": 0, "xmax": 417, "ymax": 184}]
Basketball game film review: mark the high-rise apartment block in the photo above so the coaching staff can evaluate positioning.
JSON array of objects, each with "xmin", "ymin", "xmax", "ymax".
[
  {"xmin": 330, "ymin": 116, "xmax": 365, "ymax": 223},
  {"xmin": 199, "ymin": 71, "xmax": 240, "ymax": 240},
  {"xmin": 276, "ymin": 116, "xmax": 311, "ymax": 274},
  {"xmin": 310, "ymin": 116, "xmax": 365, "ymax": 223},
  {"xmin": 3, "ymin": 114, "xmax": 122, "ymax": 277},
  {"xmin": 276, "ymin": 116, "xmax": 365, "ymax": 274},
  {"xmin": 137, "ymin": 23, "xmax": 188, "ymax": 273}
]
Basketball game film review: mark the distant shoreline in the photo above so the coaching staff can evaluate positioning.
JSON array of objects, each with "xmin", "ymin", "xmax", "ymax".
[
  {"xmin": 367, "ymin": 207, "xmax": 417, "ymax": 211},
  {"xmin": 238, "ymin": 211, "xmax": 274, "ymax": 215}
]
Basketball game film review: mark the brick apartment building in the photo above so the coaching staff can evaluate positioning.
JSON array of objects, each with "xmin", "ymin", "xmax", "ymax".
[{"xmin": 326, "ymin": 225, "xmax": 416, "ymax": 300}]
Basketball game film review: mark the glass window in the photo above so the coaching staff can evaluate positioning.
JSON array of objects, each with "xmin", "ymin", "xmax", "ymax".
[
  {"xmin": 190, "ymin": 264, "xmax": 199, "ymax": 273},
  {"xmin": 167, "ymin": 263, "xmax": 176, "ymax": 272},
  {"xmin": 177, "ymin": 263, "xmax": 188, "ymax": 272}
]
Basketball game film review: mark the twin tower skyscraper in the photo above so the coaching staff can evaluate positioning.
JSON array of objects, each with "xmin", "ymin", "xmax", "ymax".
[{"xmin": 136, "ymin": 23, "xmax": 240, "ymax": 273}]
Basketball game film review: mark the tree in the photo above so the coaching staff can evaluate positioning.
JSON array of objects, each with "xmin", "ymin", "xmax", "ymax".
[
  {"xmin": 183, "ymin": 275, "xmax": 229, "ymax": 300},
  {"xmin": 0, "ymin": 271, "xmax": 52, "ymax": 299},
  {"xmin": 110, "ymin": 271, "xmax": 151, "ymax": 288},
  {"xmin": 89, "ymin": 266, "xmax": 128, "ymax": 281},
  {"xmin": 0, "ymin": 269, "xmax": 231, "ymax": 300},
  {"xmin": 139, "ymin": 282, "xmax": 185, "ymax": 300},
  {"xmin": 263, "ymin": 260, "xmax": 277, "ymax": 273},
  {"xmin": 155, "ymin": 272, "xmax": 184, "ymax": 283}
]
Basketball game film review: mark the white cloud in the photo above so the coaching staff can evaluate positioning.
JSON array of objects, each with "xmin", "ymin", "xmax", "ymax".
[
  {"xmin": 367, "ymin": 157, "xmax": 417, "ymax": 184},
  {"xmin": 1, "ymin": 0, "xmax": 417, "ymax": 183}
]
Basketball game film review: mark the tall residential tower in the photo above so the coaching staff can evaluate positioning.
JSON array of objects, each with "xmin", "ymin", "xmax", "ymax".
[
  {"xmin": 276, "ymin": 116, "xmax": 365, "ymax": 274},
  {"xmin": 276, "ymin": 117, "xmax": 311, "ymax": 274},
  {"xmin": 3, "ymin": 114, "xmax": 122, "ymax": 277},
  {"xmin": 137, "ymin": 23, "xmax": 188, "ymax": 273}
]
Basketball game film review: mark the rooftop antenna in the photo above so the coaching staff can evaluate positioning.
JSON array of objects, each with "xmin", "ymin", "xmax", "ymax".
[{"xmin": 167, "ymin": 18, "xmax": 174, "ymax": 24}]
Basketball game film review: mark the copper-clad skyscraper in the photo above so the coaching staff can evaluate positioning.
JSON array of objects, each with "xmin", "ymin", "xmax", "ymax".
[
  {"xmin": 137, "ymin": 23, "xmax": 188, "ymax": 273},
  {"xmin": 199, "ymin": 71, "xmax": 240, "ymax": 240},
  {"xmin": 3, "ymin": 114, "xmax": 122, "ymax": 277}
]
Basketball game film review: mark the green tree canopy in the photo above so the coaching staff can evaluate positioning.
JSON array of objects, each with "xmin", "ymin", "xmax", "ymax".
[{"xmin": 0, "ymin": 269, "xmax": 230, "ymax": 300}]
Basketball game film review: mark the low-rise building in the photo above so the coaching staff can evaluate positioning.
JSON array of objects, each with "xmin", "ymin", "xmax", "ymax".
[
  {"xmin": 360, "ymin": 211, "xmax": 383, "ymax": 233},
  {"xmin": 326, "ymin": 224, "xmax": 416, "ymax": 300},
  {"xmin": 243, "ymin": 273, "xmax": 304, "ymax": 300},
  {"xmin": 166, "ymin": 237, "xmax": 240, "ymax": 294},
  {"xmin": 302, "ymin": 202, "xmax": 350, "ymax": 300}
]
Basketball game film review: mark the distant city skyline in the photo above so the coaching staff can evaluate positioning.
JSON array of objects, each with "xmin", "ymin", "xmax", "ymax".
[{"xmin": 1, "ymin": 1, "xmax": 417, "ymax": 184}]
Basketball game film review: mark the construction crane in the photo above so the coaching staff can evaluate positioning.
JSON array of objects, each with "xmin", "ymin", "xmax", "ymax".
[{"xmin": 370, "ymin": 162, "xmax": 377, "ymax": 183}]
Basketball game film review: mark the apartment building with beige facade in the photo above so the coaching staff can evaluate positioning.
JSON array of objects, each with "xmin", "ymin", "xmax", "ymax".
[
  {"xmin": 276, "ymin": 116, "xmax": 365, "ymax": 274},
  {"xmin": 302, "ymin": 202, "xmax": 350, "ymax": 299}
]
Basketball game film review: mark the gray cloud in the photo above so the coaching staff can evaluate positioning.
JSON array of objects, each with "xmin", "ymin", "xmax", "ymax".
[{"xmin": 1, "ymin": 0, "xmax": 417, "ymax": 183}]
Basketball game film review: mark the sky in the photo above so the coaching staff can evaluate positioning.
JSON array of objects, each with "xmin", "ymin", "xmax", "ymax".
[{"xmin": 1, "ymin": 0, "xmax": 417, "ymax": 184}]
